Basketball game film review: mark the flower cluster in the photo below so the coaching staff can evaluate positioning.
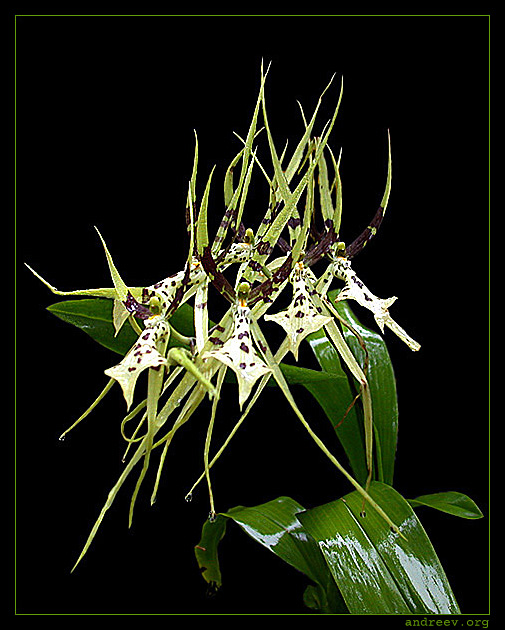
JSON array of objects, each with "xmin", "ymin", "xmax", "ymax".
[{"xmin": 28, "ymin": 65, "xmax": 419, "ymax": 568}]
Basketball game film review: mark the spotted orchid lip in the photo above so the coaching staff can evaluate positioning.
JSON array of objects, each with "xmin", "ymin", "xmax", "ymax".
[
  {"xmin": 263, "ymin": 265, "xmax": 332, "ymax": 360},
  {"xmin": 203, "ymin": 305, "xmax": 272, "ymax": 410}
]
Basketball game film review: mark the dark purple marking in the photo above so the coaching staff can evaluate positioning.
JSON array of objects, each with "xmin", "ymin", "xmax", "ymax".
[
  {"xmin": 345, "ymin": 206, "xmax": 385, "ymax": 259},
  {"xmin": 124, "ymin": 292, "xmax": 152, "ymax": 320},
  {"xmin": 303, "ymin": 228, "xmax": 337, "ymax": 268},
  {"xmin": 256, "ymin": 240, "xmax": 272, "ymax": 256},
  {"xmin": 248, "ymin": 253, "xmax": 294, "ymax": 307},
  {"xmin": 201, "ymin": 246, "xmax": 236, "ymax": 304}
]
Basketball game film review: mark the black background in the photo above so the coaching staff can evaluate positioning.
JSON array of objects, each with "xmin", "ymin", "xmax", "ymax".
[{"xmin": 15, "ymin": 13, "xmax": 489, "ymax": 616}]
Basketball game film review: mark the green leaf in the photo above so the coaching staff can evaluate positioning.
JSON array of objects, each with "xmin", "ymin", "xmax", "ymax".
[
  {"xmin": 305, "ymin": 327, "xmax": 368, "ymax": 486},
  {"xmin": 280, "ymin": 362, "xmax": 346, "ymax": 386},
  {"xmin": 329, "ymin": 293, "xmax": 399, "ymax": 486},
  {"xmin": 409, "ymin": 492, "xmax": 484, "ymax": 519},
  {"xmin": 47, "ymin": 299, "xmax": 140, "ymax": 355},
  {"xmin": 195, "ymin": 497, "xmax": 347, "ymax": 613},
  {"xmin": 298, "ymin": 481, "xmax": 460, "ymax": 614},
  {"xmin": 47, "ymin": 298, "xmax": 196, "ymax": 356},
  {"xmin": 194, "ymin": 515, "xmax": 228, "ymax": 590}
]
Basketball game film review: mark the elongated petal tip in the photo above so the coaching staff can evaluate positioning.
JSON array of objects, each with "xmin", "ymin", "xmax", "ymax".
[
  {"xmin": 25, "ymin": 263, "xmax": 57, "ymax": 292},
  {"xmin": 94, "ymin": 226, "xmax": 129, "ymax": 302}
]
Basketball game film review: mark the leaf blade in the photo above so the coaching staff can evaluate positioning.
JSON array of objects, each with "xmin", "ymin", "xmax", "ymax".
[
  {"xmin": 329, "ymin": 293, "xmax": 399, "ymax": 485},
  {"xmin": 298, "ymin": 482, "xmax": 460, "ymax": 614},
  {"xmin": 305, "ymin": 327, "xmax": 368, "ymax": 486},
  {"xmin": 195, "ymin": 496, "xmax": 347, "ymax": 613},
  {"xmin": 409, "ymin": 492, "xmax": 484, "ymax": 519},
  {"xmin": 47, "ymin": 299, "xmax": 195, "ymax": 355}
]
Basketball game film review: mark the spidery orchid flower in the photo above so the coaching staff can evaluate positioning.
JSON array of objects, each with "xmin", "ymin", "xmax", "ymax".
[{"xmin": 27, "ymin": 63, "xmax": 420, "ymax": 570}]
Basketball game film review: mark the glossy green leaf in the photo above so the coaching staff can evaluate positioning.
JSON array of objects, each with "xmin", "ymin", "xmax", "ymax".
[
  {"xmin": 409, "ymin": 492, "xmax": 484, "ymax": 519},
  {"xmin": 329, "ymin": 292, "xmax": 399, "ymax": 485},
  {"xmin": 47, "ymin": 299, "xmax": 140, "ymax": 355},
  {"xmin": 47, "ymin": 298, "xmax": 196, "ymax": 355},
  {"xmin": 298, "ymin": 481, "xmax": 460, "ymax": 614},
  {"xmin": 195, "ymin": 497, "xmax": 346, "ymax": 613},
  {"xmin": 305, "ymin": 327, "xmax": 368, "ymax": 486}
]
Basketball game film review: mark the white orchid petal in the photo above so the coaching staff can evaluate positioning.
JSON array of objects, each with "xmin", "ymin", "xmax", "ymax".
[
  {"xmin": 203, "ymin": 306, "xmax": 271, "ymax": 409},
  {"xmin": 264, "ymin": 266, "xmax": 331, "ymax": 360},
  {"xmin": 104, "ymin": 320, "xmax": 170, "ymax": 409},
  {"xmin": 333, "ymin": 258, "xmax": 420, "ymax": 351}
]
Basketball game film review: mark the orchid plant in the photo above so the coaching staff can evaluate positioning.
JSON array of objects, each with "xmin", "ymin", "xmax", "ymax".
[{"xmin": 26, "ymin": 65, "xmax": 479, "ymax": 614}]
